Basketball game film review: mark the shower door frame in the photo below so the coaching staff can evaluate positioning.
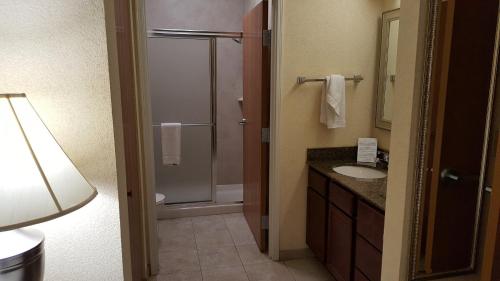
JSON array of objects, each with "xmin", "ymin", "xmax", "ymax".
[{"xmin": 148, "ymin": 29, "xmax": 243, "ymax": 204}]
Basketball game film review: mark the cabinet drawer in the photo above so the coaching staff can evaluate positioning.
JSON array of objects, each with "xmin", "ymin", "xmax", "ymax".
[
  {"xmin": 309, "ymin": 168, "xmax": 328, "ymax": 197},
  {"xmin": 354, "ymin": 270, "xmax": 370, "ymax": 281},
  {"xmin": 326, "ymin": 204, "xmax": 353, "ymax": 281},
  {"xmin": 306, "ymin": 188, "xmax": 327, "ymax": 262},
  {"xmin": 355, "ymin": 236, "xmax": 382, "ymax": 281},
  {"xmin": 357, "ymin": 200, "xmax": 384, "ymax": 251},
  {"xmin": 329, "ymin": 182, "xmax": 355, "ymax": 216}
]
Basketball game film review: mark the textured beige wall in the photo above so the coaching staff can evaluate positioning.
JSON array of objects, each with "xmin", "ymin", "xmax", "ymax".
[
  {"xmin": 278, "ymin": 0, "xmax": 386, "ymax": 250},
  {"xmin": 381, "ymin": 0, "xmax": 426, "ymax": 279},
  {"xmin": 0, "ymin": 1, "xmax": 124, "ymax": 280}
]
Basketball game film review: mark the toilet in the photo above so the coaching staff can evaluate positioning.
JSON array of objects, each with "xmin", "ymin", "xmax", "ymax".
[{"xmin": 155, "ymin": 193, "xmax": 166, "ymax": 206}]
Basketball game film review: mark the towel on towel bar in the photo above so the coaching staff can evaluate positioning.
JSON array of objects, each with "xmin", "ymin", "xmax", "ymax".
[
  {"xmin": 161, "ymin": 123, "xmax": 181, "ymax": 165},
  {"xmin": 320, "ymin": 74, "xmax": 346, "ymax": 128}
]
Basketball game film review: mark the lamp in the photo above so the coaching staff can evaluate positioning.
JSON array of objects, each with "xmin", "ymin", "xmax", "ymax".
[{"xmin": 0, "ymin": 93, "xmax": 97, "ymax": 281}]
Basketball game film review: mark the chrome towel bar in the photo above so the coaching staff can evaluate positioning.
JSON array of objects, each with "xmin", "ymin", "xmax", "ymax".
[
  {"xmin": 152, "ymin": 123, "xmax": 214, "ymax": 127},
  {"xmin": 297, "ymin": 74, "xmax": 364, "ymax": 84}
]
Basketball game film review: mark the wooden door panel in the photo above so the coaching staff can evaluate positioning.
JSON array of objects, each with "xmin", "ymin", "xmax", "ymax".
[
  {"xmin": 243, "ymin": 1, "xmax": 270, "ymax": 252},
  {"xmin": 424, "ymin": 0, "xmax": 499, "ymax": 272},
  {"xmin": 481, "ymin": 139, "xmax": 500, "ymax": 280}
]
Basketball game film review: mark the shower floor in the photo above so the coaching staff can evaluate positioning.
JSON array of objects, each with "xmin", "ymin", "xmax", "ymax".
[{"xmin": 216, "ymin": 184, "xmax": 243, "ymax": 203}]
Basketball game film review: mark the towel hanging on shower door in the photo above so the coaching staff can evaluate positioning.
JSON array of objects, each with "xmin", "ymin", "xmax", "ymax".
[{"xmin": 161, "ymin": 123, "xmax": 181, "ymax": 165}]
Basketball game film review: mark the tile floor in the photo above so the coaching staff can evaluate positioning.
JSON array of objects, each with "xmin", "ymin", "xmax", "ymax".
[{"xmin": 156, "ymin": 213, "xmax": 333, "ymax": 281}]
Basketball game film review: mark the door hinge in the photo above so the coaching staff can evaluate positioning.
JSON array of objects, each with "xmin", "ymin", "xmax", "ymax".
[
  {"xmin": 263, "ymin": 30, "xmax": 272, "ymax": 47},
  {"xmin": 261, "ymin": 128, "xmax": 270, "ymax": 143},
  {"xmin": 262, "ymin": 215, "xmax": 269, "ymax": 230}
]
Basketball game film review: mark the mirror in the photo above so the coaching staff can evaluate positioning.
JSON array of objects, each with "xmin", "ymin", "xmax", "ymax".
[
  {"xmin": 409, "ymin": 0, "xmax": 500, "ymax": 279},
  {"xmin": 375, "ymin": 9, "xmax": 399, "ymax": 131}
]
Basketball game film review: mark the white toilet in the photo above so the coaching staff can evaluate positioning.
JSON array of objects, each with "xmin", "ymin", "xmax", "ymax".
[{"xmin": 156, "ymin": 193, "xmax": 166, "ymax": 206}]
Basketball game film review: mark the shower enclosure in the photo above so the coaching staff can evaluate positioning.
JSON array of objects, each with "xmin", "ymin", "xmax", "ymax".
[{"xmin": 148, "ymin": 29, "xmax": 243, "ymax": 205}]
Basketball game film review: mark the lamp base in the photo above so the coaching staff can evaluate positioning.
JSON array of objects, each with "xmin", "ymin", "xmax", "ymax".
[{"xmin": 0, "ymin": 228, "xmax": 45, "ymax": 281}]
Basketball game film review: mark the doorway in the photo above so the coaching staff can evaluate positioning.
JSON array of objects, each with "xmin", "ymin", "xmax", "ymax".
[{"xmin": 141, "ymin": 0, "xmax": 273, "ymax": 276}]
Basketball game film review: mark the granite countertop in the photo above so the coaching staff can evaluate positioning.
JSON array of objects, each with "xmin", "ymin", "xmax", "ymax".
[{"xmin": 307, "ymin": 147, "xmax": 387, "ymax": 211}]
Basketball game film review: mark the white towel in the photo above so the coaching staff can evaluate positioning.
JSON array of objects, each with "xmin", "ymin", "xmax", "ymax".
[
  {"xmin": 320, "ymin": 74, "xmax": 346, "ymax": 128},
  {"xmin": 161, "ymin": 123, "xmax": 181, "ymax": 165}
]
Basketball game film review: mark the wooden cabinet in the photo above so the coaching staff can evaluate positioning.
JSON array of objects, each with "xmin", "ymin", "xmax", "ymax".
[
  {"xmin": 355, "ymin": 201, "xmax": 384, "ymax": 280},
  {"xmin": 357, "ymin": 200, "xmax": 385, "ymax": 251},
  {"xmin": 326, "ymin": 204, "xmax": 354, "ymax": 281},
  {"xmin": 355, "ymin": 236, "xmax": 382, "ymax": 281},
  {"xmin": 306, "ymin": 187, "xmax": 327, "ymax": 262},
  {"xmin": 306, "ymin": 168, "xmax": 385, "ymax": 281},
  {"xmin": 329, "ymin": 182, "xmax": 355, "ymax": 216},
  {"xmin": 354, "ymin": 270, "xmax": 371, "ymax": 281}
]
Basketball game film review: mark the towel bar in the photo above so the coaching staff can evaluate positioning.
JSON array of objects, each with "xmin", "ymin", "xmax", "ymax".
[
  {"xmin": 297, "ymin": 75, "xmax": 364, "ymax": 84},
  {"xmin": 152, "ymin": 123, "xmax": 214, "ymax": 127}
]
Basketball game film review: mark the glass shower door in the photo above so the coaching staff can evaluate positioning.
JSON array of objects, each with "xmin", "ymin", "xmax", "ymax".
[{"xmin": 148, "ymin": 37, "xmax": 214, "ymax": 204}]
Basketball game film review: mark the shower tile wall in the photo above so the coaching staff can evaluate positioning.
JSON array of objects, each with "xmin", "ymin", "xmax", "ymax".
[{"xmin": 146, "ymin": 0, "xmax": 245, "ymax": 186}]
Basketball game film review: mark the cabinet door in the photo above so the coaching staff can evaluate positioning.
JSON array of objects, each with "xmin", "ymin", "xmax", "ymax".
[
  {"xmin": 326, "ymin": 204, "xmax": 354, "ymax": 281},
  {"xmin": 354, "ymin": 270, "xmax": 370, "ymax": 281},
  {"xmin": 355, "ymin": 236, "xmax": 382, "ymax": 281},
  {"xmin": 306, "ymin": 188, "xmax": 327, "ymax": 262}
]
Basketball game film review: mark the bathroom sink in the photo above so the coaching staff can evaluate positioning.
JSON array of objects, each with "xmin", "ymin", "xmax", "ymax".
[{"xmin": 332, "ymin": 165, "xmax": 387, "ymax": 179}]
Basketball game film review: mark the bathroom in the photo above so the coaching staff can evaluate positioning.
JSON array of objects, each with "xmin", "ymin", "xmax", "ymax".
[
  {"xmin": 2, "ymin": 0, "xmax": 500, "ymax": 280},
  {"xmin": 137, "ymin": 0, "xmax": 500, "ymax": 280}
]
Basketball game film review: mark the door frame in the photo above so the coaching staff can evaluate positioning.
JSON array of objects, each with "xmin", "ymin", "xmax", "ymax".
[
  {"xmin": 104, "ymin": 0, "xmax": 159, "ymax": 279},
  {"xmin": 125, "ymin": 0, "xmax": 284, "ymax": 270}
]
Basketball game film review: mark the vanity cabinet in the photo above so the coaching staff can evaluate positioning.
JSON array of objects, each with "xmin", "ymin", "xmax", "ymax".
[
  {"xmin": 326, "ymin": 204, "xmax": 354, "ymax": 281},
  {"xmin": 306, "ymin": 188, "xmax": 327, "ymax": 261},
  {"xmin": 306, "ymin": 168, "xmax": 385, "ymax": 281},
  {"xmin": 306, "ymin": 169, "xmax": 329, "ymax": 262}
]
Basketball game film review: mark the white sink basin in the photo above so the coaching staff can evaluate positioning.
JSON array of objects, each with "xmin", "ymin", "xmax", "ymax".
[{"xmin": 332, "ymin": 165, "xmax": 387, "ymax": 179}]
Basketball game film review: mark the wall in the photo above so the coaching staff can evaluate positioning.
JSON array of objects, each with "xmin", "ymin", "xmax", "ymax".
[
  {"xmin": 145, "ymin": 0, "xmax": 245, "ymax": 186},
  {"xmin": 278, "ymin": 0, "xmax": 387, "ymax": 250},
  {"xmin": 0, "ymin": 1, "xmax": 124, "ymax": 280},
  {"xmin": 381, "ymin": 0, "xmax": 427, "ymax": 279}
]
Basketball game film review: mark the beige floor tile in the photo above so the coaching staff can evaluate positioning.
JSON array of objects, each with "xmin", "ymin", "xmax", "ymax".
[
  {"xmin": 224, "ymin": 213, "xmax": 255, "ymax": 245},
  {"xmin": 202, "ymin": 264, "xmax": 249, "ymax": 281},
  {"xmin": 195, "ymin": 229, "xmax": 235, "ymax": 249},
  {"xmin": 192, "ymin": 215, "xmax": 227, "ymax": 234},
  {"xmin": 198, "ymin": 245, "xmax": 243, "ymax": 270},
  {"xmin": 244, "ymin": 261, "xmax": 296, "ymax": 281},
  {"xmin": 237, "ymin": 244, "xmax": 270, "ymax": 265},
  {"xmin": 159, "ymin": 232, "xmax": 197, "ymax": 252},
  {"xmin": 223, "ymin": 212, "xmax": 245, "ymax": 223},
  {"xmin": 158, "ymin": 218, "xmax": 193, "ymax": 237},
  {"xmin": 156, "ymin": 270, "xmax": 202, "ymax": 281},
  {"xmin": 226, "ymin": 218, "xmax": 256, "ymax": 245},
  {"xmin": 284, "ymin": 259, "xmax": 333, "ymax": 281},
  {"xmin": 158, "ymin": 250, "xmax": 200, "ymax": 274}
]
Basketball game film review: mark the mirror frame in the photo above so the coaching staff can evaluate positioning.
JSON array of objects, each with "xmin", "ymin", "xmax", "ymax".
[
  {"xmin": 407, "ymin": 0, "xmax": 500, "ymax": 279},
  {"xmin": 375, "ymin": 9, "xmax": 400, "ymax": 131}
]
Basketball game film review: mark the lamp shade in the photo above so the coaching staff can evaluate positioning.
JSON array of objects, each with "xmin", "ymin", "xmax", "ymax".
[{"xmin": 0, "ymin": 94, "xmax": 97, "ymax": 231}]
